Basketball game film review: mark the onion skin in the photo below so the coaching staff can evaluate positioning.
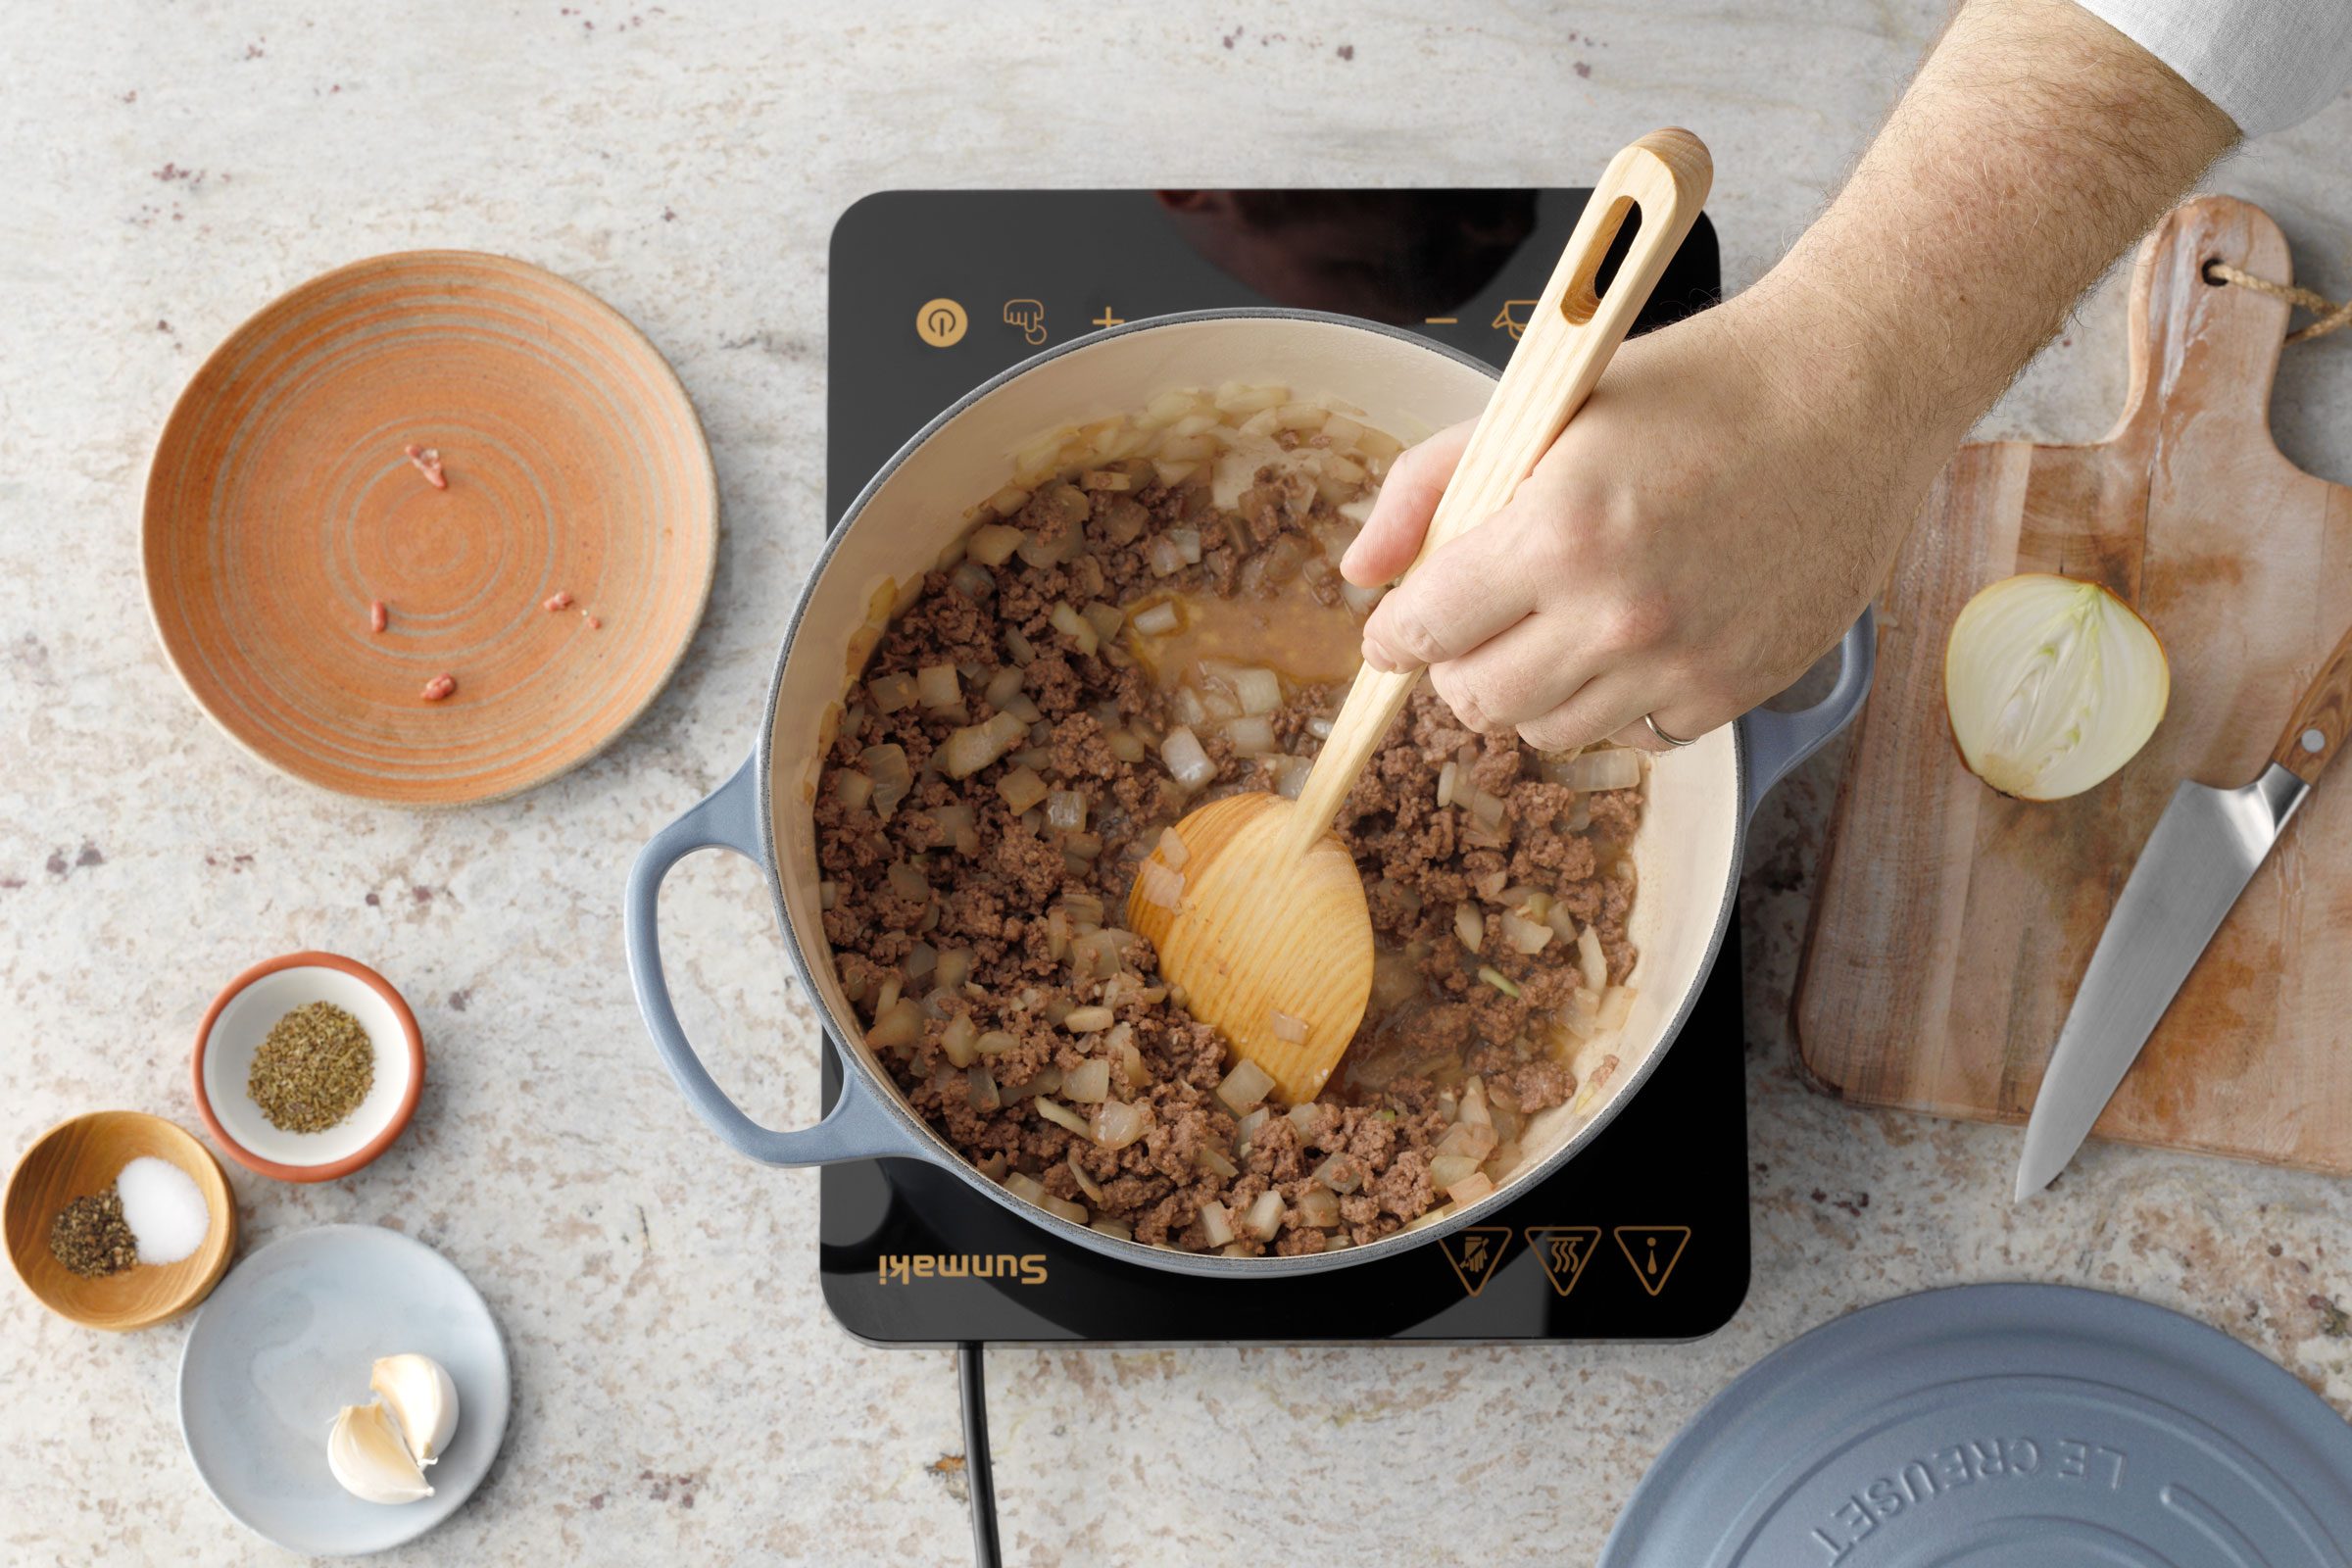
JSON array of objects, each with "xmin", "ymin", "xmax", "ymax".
[{"xmin": 1943, "ymin": 573, "xmax": 2170, "ymax": 802}]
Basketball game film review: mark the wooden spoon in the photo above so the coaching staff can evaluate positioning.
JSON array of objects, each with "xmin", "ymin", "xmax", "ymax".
[{"xmin": 1126, "ymin": 129, "xmax": 1714, "ymax": 1104}]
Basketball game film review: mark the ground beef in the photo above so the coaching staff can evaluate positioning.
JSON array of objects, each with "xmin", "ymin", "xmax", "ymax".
[{"xmin": 814, "ymin": 457, "xmax": 1644, "ymax": 1254}]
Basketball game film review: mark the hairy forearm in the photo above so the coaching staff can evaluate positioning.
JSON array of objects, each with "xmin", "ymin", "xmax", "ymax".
[{"xmin": 1753, "ymin": 0, "xmax": 2238, "ymax": 454}]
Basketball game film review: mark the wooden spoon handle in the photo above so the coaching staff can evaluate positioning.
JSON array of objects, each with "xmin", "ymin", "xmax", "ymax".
[
  {"xmin": 2270, "ymin": 617, "xmax": 2352, "ymax": 784},
  {"xmin": 1284, "ymin": 128, "xmax": 1715, "ymax": 856}
]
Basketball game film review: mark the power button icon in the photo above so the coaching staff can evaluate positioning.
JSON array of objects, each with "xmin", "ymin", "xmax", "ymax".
[{"xmin": 915, "ymin": 298, "xmax": 968, "ymax": 348}]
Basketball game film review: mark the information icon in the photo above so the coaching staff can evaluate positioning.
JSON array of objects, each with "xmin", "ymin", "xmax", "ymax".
[{"xmin": 915, "ymin": 297, "xmax": 967, "ymax": 348}]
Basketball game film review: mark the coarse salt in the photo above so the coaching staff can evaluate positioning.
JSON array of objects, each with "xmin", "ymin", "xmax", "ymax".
[{"xmin": 115, "ymin": 1155, "xmax": 209, "ymax": 1265}]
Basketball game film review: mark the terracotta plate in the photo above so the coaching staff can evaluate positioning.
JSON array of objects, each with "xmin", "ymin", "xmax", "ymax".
[{"xmin": 144, "ymin": 251, "xmax": 717, "ymax": 806}]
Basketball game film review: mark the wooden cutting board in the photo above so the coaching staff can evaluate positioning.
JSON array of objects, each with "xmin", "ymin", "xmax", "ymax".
[{"xmin": 1795, "ymin": 195, "xmax": 2352, "ymax": 1173}]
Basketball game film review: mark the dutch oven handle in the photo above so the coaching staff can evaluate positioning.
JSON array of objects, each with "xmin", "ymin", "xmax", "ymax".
[
  {"xmin": 625, "ymin": 754, "xmax": 914, "ymax": 1166},
  {"xmin": 1736, "ymin": 610, "xmax": 1877, "ymax": 824}
]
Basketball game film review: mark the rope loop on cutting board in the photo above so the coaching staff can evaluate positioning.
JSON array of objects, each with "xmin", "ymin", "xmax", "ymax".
[{"xmin": 2205, "ymin": 260, "xmax": 2352, "ymax": 345}]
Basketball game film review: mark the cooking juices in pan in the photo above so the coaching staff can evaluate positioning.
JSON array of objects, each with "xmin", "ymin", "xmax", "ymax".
[{"xmin": 813, "ymin": 387, "xmax": 1643, "ymax": 1257}]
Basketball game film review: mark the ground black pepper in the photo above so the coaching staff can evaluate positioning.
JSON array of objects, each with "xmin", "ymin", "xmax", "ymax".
[{"xmin": 49, "ymin": 1189, "xmax": 139, "ymax": 1278}]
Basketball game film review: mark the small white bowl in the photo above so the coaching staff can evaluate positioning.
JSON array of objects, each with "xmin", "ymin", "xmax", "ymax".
[{"xmin": 192, "ymin": 954, "xmax": 424, "ymax": 1182}]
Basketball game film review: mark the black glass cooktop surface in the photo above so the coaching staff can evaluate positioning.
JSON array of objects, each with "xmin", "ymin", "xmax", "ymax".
[{"xmin": 821, "ymin": 188, "xmax": 1739, "ymax": 1344}]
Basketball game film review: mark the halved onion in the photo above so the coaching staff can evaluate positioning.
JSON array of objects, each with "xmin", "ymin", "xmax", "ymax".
[{"xmin": 1944, "ymin": 573, "xmax": 2169, "ymax": 801}]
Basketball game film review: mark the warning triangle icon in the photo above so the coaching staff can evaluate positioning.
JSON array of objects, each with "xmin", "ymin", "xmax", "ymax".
[
  {"xmin": 1524, "ymin": 1227, "xmax": 1603, "ymax": 1297},
  {"xmin": 1437, "ymin": 1227, "xmax": 1514, "ymax": 1297},
  {"xmin": 1613, "ymin": 1226, "xmax": 1690, "ymax": 1297}
]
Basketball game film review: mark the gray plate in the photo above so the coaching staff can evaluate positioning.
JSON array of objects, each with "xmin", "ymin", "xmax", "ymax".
[
  {"xmin": 1601, "ymin": 1284, "xmax": 2352, "ymax": 1567},
  {"xmin": 178, "ymin": 1225, "xmax": 511, "ymax": 1557}
]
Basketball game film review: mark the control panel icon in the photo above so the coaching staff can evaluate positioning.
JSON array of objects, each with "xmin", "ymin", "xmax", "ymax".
[
  {"xmin": 1438, "ymin": 1227, "xmax": 1513, "ymax": 1297},
  {"xmin": 1002, "ymin": 299, "xmax": 1047, "ymax": 345},
  {"xmin": 915, "ymin": 297, "xmax": 967, "ymax": 348},
  {"xmin": 1490, "ymin": 299, "xmax": 1537, "ymax": 340},
  {"xmin": 1524, "ymin": 1226, "xmax": 1602, "ymax": 1297},
  {"xmin": 1613, "ymin": 1226, "xmax": 1690, "ymax": 1297}
]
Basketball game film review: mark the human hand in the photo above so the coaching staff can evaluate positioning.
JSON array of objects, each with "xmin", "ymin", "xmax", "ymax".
[{"xmin": 1340, "ymin": 290, "xmax": 1939, "ymax": 753}]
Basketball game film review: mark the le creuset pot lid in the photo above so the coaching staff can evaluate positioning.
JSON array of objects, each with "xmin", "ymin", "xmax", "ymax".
[{"xmin": 1599, "ymin": 1283, "xmax": 2352, "ymax": 1568}]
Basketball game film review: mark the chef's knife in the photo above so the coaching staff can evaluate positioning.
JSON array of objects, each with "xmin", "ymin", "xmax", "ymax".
[{"xmin": 2016, "ymin": 619, "xmax": 2352, "ymax": 1200}]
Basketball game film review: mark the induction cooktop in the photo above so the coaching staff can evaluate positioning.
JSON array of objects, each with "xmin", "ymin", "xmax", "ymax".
[{"xmin": 819, "ymin": 188, "xmax": 1740, "ymax": 1344}]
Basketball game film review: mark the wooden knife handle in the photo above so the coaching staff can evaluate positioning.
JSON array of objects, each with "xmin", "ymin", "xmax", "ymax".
[
  {"xmin": 2271, "ymin": 619, "xmax": 2352, "ymax": 784},
  {"xmin": 1282, "ymin": 129, "xmax": 1714, "ymax": 858}
]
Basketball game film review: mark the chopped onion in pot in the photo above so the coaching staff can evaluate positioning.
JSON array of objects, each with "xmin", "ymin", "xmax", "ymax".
[
  {"xmin": 1131, "ymin": 600, "xmax": 1181, "ymax": 636},
  {"xmin": 1339, "ymin": 580, "xmax": 1383, "ymax": 617},
  {"xmin": 941, "ymin": 712, "xmax": 1025, "ymax": 778},
  {"xmin": 1092, "ymin": 1099, "xmax": 1150, "ymax": 1150},
  {"xmin": 867, "ymin": 672, "xmax": 917, "ymax": 713},
  {"xmin": 1311, "ymin": 1153, "xmax": 1363, "ymax": 1194},
  {"xmin": 1443, "ymin": 1171, "xmax": 1495, "ymax": 1207},
  {"xmin": 1459, "ymin": 1075, "xmax": 1492, "ymax": 1128},
  {"xmin": 1216, "ymin": 1057, "xmax": 1275, "ymax": 1116},
  {"xmin": 1135, "ymin": 859, "xmax": 1184, "ymax": 910},
  {"xmin": 1436, "ymin": 1121, "xmax": 1499, "ymax": 1161},
  {"xmin": 860, "ymin": 744, "xmax": 911, "ymax": 818},
  {"xmin": 916, "ymin": 663, "xmax": 960, "ymax": 709},
  {"xmin": 818, "ymin": 880, "xmax": 839, "ymax": 910},
  {"xmin": 1231, "ymin": 666, "xmax": 1282, "ymax": 715},
  {"xmin": 1196, "ymin": 1145, "xmax": 1240, "ymax": 1179},
  {"xmin": 1287, "ymin": 1102, "xmax": 1326, "ymax": 1139},
  {"xmin": 1200, "ymin": 1200, "xmax": 1236, "ymax": 1248},
  {"xmin": 1596, "ymin": 985, "xmax": 1637, "ymax": 1030},
  {"xmin": 1105, "ymin": 728, "xmax": 1147, "ymax": 762},
  {"xmin": 1046, "ymin": 790, "xmax": 1089, "ymax": 832},
  {"xmin": 1147, "ymin": 535, "xmax": 1187, "ymax": 577},
  {"xmin": 886, "ymin": 860, "xmax": 929, "ymax": 905},
  {"xmin": 1170, "ymin": 526, "xmax": 1202, "ymax": 564},
  {"xmin": 983, "ymin": 664, "xmax": 1024, "ymax": 708},
  {"xmin": 1064, "ymin": 1005, "xmax": 1115, "ymax": 1034},
  {"xmin": 1436, "ymin": 760, "xmax": 1458, "ymax": 809},
  {"xmin": 1042, "ymin": 1194, "xmax": 1089, "ymax": 1225},
  {"xmin": 941, "ymin": 1013, "xmax": 979, "ymax": 1067},
  {"xmin": 966, "ymin": 1066, "xmax": 1002, "ymax": 1112},
  {"xmin": 1063, "ymin": 1059, "xmax": 1111, "ymax": 1102},
  {"xmin": 865, "ymin": 998, "xmax": 924, "ymax": 1051},
  {"xmin": 1499, "ymin": 908, "xmax": 1553, "ymax": 955},
  {"xmin": 1223, "ymin": 714, "xmax": 1277, "ymax": 756},
  {"xmin": 1269, "ymin": 756, "xmax": 1311, "ymax": 800},
  {"xmin": 975, "ymin": 1029, "xmax": 1017, "ymax": 1057},
  {"xmin": 1171, "ymin": 686, "xmax": 1209, "ymax": 729},
  {"xmin": 1295, "ymin": 1186, "xmax": 1342, "ymax": 1228},
  {"xmin": 1066, "ymin": 1152, "xmax": 1105, "ymax": 1205},
  {"xmin": 833, "ymin": 769, "xmax": 874, "ymax": 811},
  {"xmin": 1091, "ymin": 1218, "xmax": 1134, "ymax": 1242},
  {"xmin": 1159, "ymin": 726, "xmax": 1217, "ymax": 791},
  {"xmin": 1004, "ymin": 626, "xmax": 1036, "ymax": 665},
  {"xmin": 997, "ymin": 765, "xmax": 1049, "ymax": 813},
  {"xmin": 1050, "ymin": 601, "xmax": 1099, "ymax": 657},
  {"xmin": 1155, "ymin": 826, "xmax": 1188, "ymax": 868},
  {"xmin": 1243, "ymin": 1190, "xmax": 1285, "ymax": 1242},
  {"xmin": 1268, "ymin": 1008, "xmax": 1307, "ymax": 1045},
  {"xmin": 1035, "ymin": 1097, "xmax": 1091, "ymax": 1136},
  {"xmin": 1428, "ymin": 1152, "xmax": 1481, "ymax": 1192},
  {"xmin": 903, "ymin": 942, "xmax": 937, "ymax": 980},
  {"xmin": 1004, "ymin": 1171, "xmax": 1046, "ymax": 1204},
  {"xmin": 1454, "ymin": 903, "xmax": 1486, "ymax": 954},
  {"xmin": 968, "ymin": 522, "xmax": 1026, "ymax": 566},
  {"xmin": 1549, "ymin": 747, "xmax": 1642, "ymax": 793},
  {"xmin": 952, "ymin": 562, "xmax": 997, "ymax": 599},
  {"xmin": 1234, "ymin": 1105, "xmax": 1270, "ymax": 1155},
  {"xmin": 1082, "ymin": 602, "xmax": 1126, "ymax": 644},
  {"xmin": 1577, "ymin": 924, "xmax": 1607, "ymax": 993}
]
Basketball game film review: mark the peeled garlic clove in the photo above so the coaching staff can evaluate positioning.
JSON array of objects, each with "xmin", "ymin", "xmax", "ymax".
[
  {"xmin": 1944, "ymin": 572, "xmax": 2169, "ymax": 801},
  {"xmin": 328, "ymin": 1401, "xmax": 433, "ymax": 1504},
  {"xmin": 370, "ymin": 1352, "xmax": 460, "ymax": 1468}
]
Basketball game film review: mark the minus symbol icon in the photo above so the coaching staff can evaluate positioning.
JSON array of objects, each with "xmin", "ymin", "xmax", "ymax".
[{"xmin": 1424, "ymin": 317, "xmax": 1459, "ymax": 324}]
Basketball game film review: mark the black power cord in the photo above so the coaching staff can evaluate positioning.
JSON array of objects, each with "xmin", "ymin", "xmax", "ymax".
[{"xmin": 956, "ymin": 1343, "xmax": 1002, "ymax": 1567}]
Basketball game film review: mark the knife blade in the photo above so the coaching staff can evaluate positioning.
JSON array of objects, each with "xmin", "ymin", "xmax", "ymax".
[{"xmin": 2014, "ymin": 616, "xmax": 2352, "ymax": 1201}]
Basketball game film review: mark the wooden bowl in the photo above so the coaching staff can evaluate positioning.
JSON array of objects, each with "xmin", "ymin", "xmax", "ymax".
[
  {"xmin": 5, "ymin": 1111, "xmax": 238, "ymax": 1332},
  {"xmin": 143, "ymin": 250, "xmax": 717, "ymax": 807}
]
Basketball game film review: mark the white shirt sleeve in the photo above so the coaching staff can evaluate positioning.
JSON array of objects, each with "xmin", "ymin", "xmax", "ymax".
[{"xmin": 2074, "ymin": 0, "xmax": 2352, "ymax": 135}]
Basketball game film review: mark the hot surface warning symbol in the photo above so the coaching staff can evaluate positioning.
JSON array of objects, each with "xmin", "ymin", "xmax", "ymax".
[
  {"xmin": 1613, "ymin": 1227, "xmax": 1690, "ymax": 1297},
  {"xmin": 1438, "ymin": 1227, "xmax": 1514, "ymax": 1296},
  {"xmin": 1524, "ymin": 1227, "xmax": 1603, "ymax": 1297}
]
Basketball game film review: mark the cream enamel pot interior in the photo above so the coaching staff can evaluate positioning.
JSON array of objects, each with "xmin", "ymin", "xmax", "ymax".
[{"xmin": 626, "ymin": 309, "xmax": 1873, "ymax": 1278}]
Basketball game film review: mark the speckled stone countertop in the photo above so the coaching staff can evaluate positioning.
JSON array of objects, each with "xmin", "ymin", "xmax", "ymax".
[{"xmin": 5, "ymin": 5, "xmax": 2349, "ymax": 1564}]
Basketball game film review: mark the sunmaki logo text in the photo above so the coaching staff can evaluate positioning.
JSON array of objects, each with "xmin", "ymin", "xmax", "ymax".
[{"xmin": 878, "ymin": 1253, "xmax": 1048, "ymax": 1287}]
